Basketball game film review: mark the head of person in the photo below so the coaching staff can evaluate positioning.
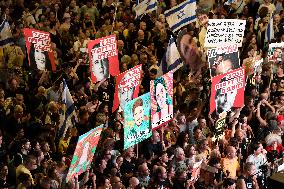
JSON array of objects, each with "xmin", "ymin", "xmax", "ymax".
[
  {"xmin": 174, "ymin": 147, "xmax": 185, "ymax": 161},
  {"xmin": 154, "ymin": 77, "xmax": 172, "ymax": 112},
  {"xmin": 196, "ymin": 6, "xmax": 209, "ymax": 28},
  {"xmin": 125, "ymin": 147, "xmax": 135, "ymax": 158},
  {"xmin": 14, "ymin": 105, "xmax": 24, "ymax": 119},
  {"xmin": 215, "ymin": 54, "xmax": 236, "ymax": 75},
  {"xmin": 244, "ymin": 162, "xmax": 257, "ymax": 176},
  {"xmin": 252, "ymin": 142, "xmax": 263, "ymax": 156},
  {"xmin": 214, "ymin": 78, "xmax": 237, "ymax": 114},
  {"xmin": 110, "ymin": 176, "xmax": 123, "ymax": 189},
  {"xmin": 132, "ymin": 98, "xmax": 144, "ymax": 127},
  {"xmin": 226, "ymin": 146, "xmax": 236, "ymax": 159},
  {"xmin": 24, "ymin": 155, "xmax": 38, "ymax": 171},
  {"xmin": 138, "ymin": 162, "xmax": 150, "ymax": 177},
  {"xmin": 18, "ymin": 173, "xmax": 32, "ymax": 188},
  {"xmin": 129, "ymin": 177, "xmax": 139, "ymax": 188},
  {"xmin": 156, "ymin": 166, "xmax": 167, "ymax": 180},
  {"xmin": 0, "ymin": 164, "xmax": 8, "ymax": 177},
  {"xmin": 152, "ymin": 130, "xmax": 160, "ymax": 143},
  {"xmin": 21, "ymin": 138, "xmax": 31, "ymax": 151}
]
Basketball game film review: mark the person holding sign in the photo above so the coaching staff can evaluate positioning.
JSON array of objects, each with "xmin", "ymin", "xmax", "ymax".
[{"xmin": 152, "ymin": 76, "xmax": 173, "ymax": 128}]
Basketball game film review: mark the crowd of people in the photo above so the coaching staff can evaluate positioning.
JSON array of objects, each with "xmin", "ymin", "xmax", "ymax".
[{"xmin": 0, "ymin": 0, "xmax": 284, "ymax": 188}]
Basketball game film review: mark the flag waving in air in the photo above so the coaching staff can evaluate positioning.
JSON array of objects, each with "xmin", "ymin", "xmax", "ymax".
[
  {"xmin": 133, "ymin": 0, "xmax": 158, "ymax": 18},
  {"xmin": 164, "ymin": 0, "xmax": 197, "ymax": 32}
]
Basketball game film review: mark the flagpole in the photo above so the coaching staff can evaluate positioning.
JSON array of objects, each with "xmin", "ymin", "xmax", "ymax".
[{"xmin": 111, "ymin": 0, "xmax": 118, "ymax": 33}]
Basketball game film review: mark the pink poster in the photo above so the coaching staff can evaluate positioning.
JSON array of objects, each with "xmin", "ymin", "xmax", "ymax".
[{"xmin": 150, "ymin": 71, "xmax": 174, "ymax": 130}]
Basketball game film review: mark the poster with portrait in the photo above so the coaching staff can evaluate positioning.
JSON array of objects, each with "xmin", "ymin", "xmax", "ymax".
[
  {"xmin": 210, "ymin": 67, "xmax": 245, "ymax": 118},
  {"xmin": 66, "ymin": 125, "xmax": 103, "ymax": 182},
  {"xmin": 112, "ymin": 65, "xmax": 142, "ymax": 112},
  {"xmin": 124, "ymin": 93, "xmax": 152, "ymax": 150},
  {"xmin": 268, "ymin": 42, "xmax": 284, "ymax": 63},
  {"xmin": 177, "ymin": 29, "xmax": 204, "ymax": 73},
  {"xmin": 207, "ymin": 44, "xmax": 240, "ymax": 77},
  {"xmin": 204, "ymin": 19, "xmax": 246, "ymax": 48},
  {"xmin": 150, "ymin": 71, "xmax": 174, "ymax": 130},
  {"xmin": 23, "ymin": 28, "xmax": 56, "ymax": 72},
  {"xmin": 88, "ymin": 35, "xmax": 120, "ymax": 83}
]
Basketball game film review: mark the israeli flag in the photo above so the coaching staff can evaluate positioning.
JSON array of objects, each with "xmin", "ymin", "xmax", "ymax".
[
  {"xmin": 265, "ymin": 15, "xmax": 274, "ymax": 42},
  {"xmin": 57, "ymin": 79, "xmax": 75, "ymax": 139},
  {"xmin": 164, "ymin": 0, "xmax": 197, "ymax": 32},
  {"xmin": 158, "ymin": 36, "xmax": 183, "ymax": 76},
  {"xmin": 133, "ymin": 0, "xmax": 158, "ymax": 18},
  {"xmin": 0, "ymin": 17, "xmax": 13, "ymax": 48}
]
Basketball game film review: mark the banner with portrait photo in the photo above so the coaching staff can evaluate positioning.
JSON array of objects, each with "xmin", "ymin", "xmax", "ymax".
[
  {"xmin": 150, "ymin": 71, "xmax": 174, "ymax": 130},
  {"xmin": 210, "ymin": 67, "xmax": 245, "ymax": 118},
  {"xmin": 204, "ymin": 19, "xmax": 246, "ymax": 48},
  {"xmin": 124, "ymin": 92, "xmax": 152, "ymax": 150},
  {"xmin": 66, "ymin": 125, "xmax": 103, "ymax": 183},
  {"xmin": 112, "ymin": 65, "xmax": 142, "ymax": 112},
  {"xmin": 268, "ymin": 42, "xmax": 284, "ymax": 63},
  {"xmin": 23, "ymin": 28, "xmax": 56, "ymax": 72},
  {"xmin": 207, "ymin": 44, "xmax": 240, "ymax": 77},
  {"xmin": 88, "ymin": 35, "xmax": 120, "ymax": 83}
]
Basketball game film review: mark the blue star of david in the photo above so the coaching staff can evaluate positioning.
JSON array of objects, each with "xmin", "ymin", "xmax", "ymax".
[{"xmin": 177, "ymin": 10, "xmax": 185, "ymax": 19}]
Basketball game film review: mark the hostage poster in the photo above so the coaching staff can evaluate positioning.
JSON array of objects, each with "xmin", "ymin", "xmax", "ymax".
[
  {"xmin": 88, "ymin": 35, "xmax": 120, "ymax": 83},
  {"xmin": 112, "ymin": 65, "xmax": 142, "ymax": 112},
  {"xmin": 23, "ymin": 28, "xmax": 56, "ymax": 72},
  {"xmin": 210, "ymin": 67, "xmax": 245, "ymax": 118},
  {"xmin": 150, "ymin": 71, "xmax": 174, "ymax": 130},
  {"xmin": 268, "ymin": 42, "xmax": 284, "ymax": 63},
  {"xmin": 66, "ymin": 125, "xmax": 103, "ymax": 182},
  {"xmin": 124, "ymin": 92, "xmax": 152, "ymax": 150},
  {"xmin": 204, "ymin": 19, "xmax": 246, "ymax": 48},
  {"xmin": 207, "ymin": 44, "xmax": 240, "ymax": 77}
]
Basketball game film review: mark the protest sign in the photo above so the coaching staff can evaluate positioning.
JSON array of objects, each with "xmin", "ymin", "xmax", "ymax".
[
  {"xmin": 150, "ymin": 71, "xmax": 174, "ymax": 130},
  {"xmin": 268, "ymin": 42, "xmax": 284, "ymax": 63},
  {"xmin": 212, "ymin": 112, "xmax": 227, "ymax": 142},
  {"xmin": 124, "ymin": 93, "xmax": 152, "ymax": 150},
  {"xmin": 207, "ymin": 44, "xmax": 240, "ymax": 77},
  {"xmin": 66, "ymin": 125, "xmax": 103, "ymax": 182},
  {"xmin": 88, "ymin": 35, "xmax": 120, "ymax": 83},
  {"xmin": 23, "ymin": 28, "xmax": 56, "ymax": 71},
  {"xmin": 112, "ymin": 65, "xmax": 142, "ymax": 112},
  {"xmin": 204, "ymin": 19, "xmax": 246, "ymax": 47},
  {"xmin": 191, "ymin": 160, "xmax": 203, "ymax": 182},
  {"xmin": 210, "ymin": 67, "xmax": 245, "ymax": 118}
]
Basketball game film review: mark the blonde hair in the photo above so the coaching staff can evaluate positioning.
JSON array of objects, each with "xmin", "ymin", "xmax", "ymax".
[{"xmin": 265, "ymin": 133, "xmax": 282, "ymax": 146}]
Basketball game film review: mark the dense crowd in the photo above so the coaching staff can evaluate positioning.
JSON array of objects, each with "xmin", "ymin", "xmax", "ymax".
[{"xmin": 1, "ymin": 0, "xmax": 284, "ymax": 188}]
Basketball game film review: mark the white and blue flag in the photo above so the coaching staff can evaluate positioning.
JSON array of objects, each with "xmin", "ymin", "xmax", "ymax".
[
  {"xmin": 0, "ymin": 16, "xmax": 13, "ymax": 48},
  {"xmin": 164, "ymin": 0, "xmax": 197, "ymax": 32},
  {"xmin": 158, "ymin": 36, "xmax": 183, "ymax": 76},
  {"xmin": 58, "ymin": 79, "xmax": 75, "ymax": 139},
  {"xmin": 265, "ymin": 15, "xmax": 274, "ymax": 42},
  {"xmin": 133, "ymin": 0, "xmax": 157, "ymax": 18}
]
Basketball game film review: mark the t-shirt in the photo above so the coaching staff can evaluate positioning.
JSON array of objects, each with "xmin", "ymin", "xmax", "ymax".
[{"xmin": 221, "ymin": 157, "xmax": 240, "ymax": 179}]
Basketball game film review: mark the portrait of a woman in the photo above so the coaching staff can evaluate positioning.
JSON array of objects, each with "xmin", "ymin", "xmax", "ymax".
[{"xmin": 152, "ymin": 76, "xmax": 173, "ymax": 129}]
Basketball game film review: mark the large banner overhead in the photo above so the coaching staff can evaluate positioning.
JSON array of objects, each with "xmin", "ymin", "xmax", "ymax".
[
  {"xmin": 210, "ymin": 67, "xmax": 245, "ymax": 118},
  {"xmin": 150, "ymin": 71, "xmax": 174, "ymax": 130},
  {"xmin": 66, "ymin": 125, "xmax": 103, "ymax": 183},
  {"xmin": 23, "ymin": 28, "xmax": 56, "ymax": 72},
  {"xmin": 112, "ymin": 65, "xmax": 142, "ymax": 112},
  {"xmin": 88, "ymin": 35, "xmax": 120, "ymax": 83},
  {"xmin": 124, "ymin": 93, "xmax": 152, "ymax": 150},
  {"xmin": 204, "ymin": 19, "xmax": 246, "ymax": 48}
]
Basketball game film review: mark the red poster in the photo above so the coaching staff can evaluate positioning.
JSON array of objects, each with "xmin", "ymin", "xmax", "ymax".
[
  {"xmin": 112, "ymin": 65, "xmax": 142, "ymax": 112},
  {"xmin": 88, "ymin": 35, "xmax": 120, "ymax": 83},
  {"xmin": 210, "ymin": 67, "xmax": 245, "ymax": 118},
  {"xmin": 23, "ymin": 28, "xmax": 56, "ymax": 72}
]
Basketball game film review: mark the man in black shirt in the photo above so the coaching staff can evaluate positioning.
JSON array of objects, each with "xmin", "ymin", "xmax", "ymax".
[{"xmin": 237, "ymin": 162, "xmax": 259, "ymax": 189}]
